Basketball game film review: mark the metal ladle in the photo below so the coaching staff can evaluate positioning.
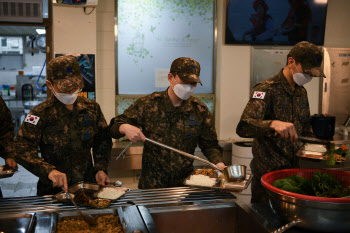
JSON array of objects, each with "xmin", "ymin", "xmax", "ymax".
[
  {"xmin": 62, "ymin": 187, "xmax": 97, "ymax": 226},
  {"xmin": 144, "ymin": 137, "xmax": 246, "ymax": 182}
]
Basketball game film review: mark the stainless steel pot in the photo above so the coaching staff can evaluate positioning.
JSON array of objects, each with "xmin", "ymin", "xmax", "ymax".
[{"xmin": 266, "ymin": 189, "xmax": 350, "ymax": 232}]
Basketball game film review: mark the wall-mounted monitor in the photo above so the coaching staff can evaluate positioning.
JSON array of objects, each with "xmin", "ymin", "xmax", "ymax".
[{"xmin": 225, "ymin": 0, "xmax": 328, "ymax": 45}]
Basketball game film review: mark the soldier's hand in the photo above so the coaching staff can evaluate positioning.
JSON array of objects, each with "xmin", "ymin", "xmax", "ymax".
[
  {"xmin": 95, "ymin": 171, "xmax": 110, "ymax": 186},
  {"xmin": 48, "ymin": 169, "xmax": 68, "ymax": 193},
  {"xmin": 119, "ymin": 124, "xmax": 146, "ymax": 142},
  {"xmin": 216, "ymin": 162, "xmax": 227, "ymax": 170},
  {"xmin": 270, "ymin": 120, "xmax": 298, "ymax": 142},
  {"xmin": 5, "ymin": 158, "xmax": 18, "ymax": 170}
]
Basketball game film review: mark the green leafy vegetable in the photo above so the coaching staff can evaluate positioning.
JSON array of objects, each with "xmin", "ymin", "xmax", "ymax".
[
  {"xmin": 326, "ymin": 142, "xmax": 336, "ymax": 166},
  {"xmin": 272, "ymin": 171, "xmax": 350, "ymax": 198}
]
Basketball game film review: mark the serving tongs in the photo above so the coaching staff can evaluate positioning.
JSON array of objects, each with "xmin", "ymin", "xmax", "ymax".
[
  {"xmin": 144, "ymin": 137, "xmax": 246, "ymax": 182},
  {"xmin": 62, "ymin": 187, "xmax": 97, "ymax": 226},
  {"xmin": 116, "ymin": 141, "xmax": 133, "ymax": 160}
]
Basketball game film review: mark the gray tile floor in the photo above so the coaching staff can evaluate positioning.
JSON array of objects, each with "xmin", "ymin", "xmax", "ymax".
[{"xmin": 0, "ymin": 158, "xmax": 38, "ymax": 197}]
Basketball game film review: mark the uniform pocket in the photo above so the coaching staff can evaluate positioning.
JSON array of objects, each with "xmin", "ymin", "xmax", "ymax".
[
  {"xmin": 42, "ymin": 125, "xmax": 68, "ymax": 146},
  {"xmin": 80, "ymin": 126, "xmax": 97, "ymax": 147}
]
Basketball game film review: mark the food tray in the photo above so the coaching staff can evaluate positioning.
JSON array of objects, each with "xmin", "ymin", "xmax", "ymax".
[
  {"xmin": 184, "ymin": 169, "xmax": 252, "ymax": 191},
  {"xmin": 296, "ymin": 143, "xmax": 346, "ymax": 162},
  {"xmin": 52, "ymin": 182, "xmax": 129, "ymax": 207},
  {"xmin": 0, "ymin": 213, "xmax": 36, "ymax": 233},
  {"xmin": 0, "ymin": 165, "xmax": 17, "ymax": 178},
  {"xmin": 51, "ymin": 207, "xmax": 126, "ymax": 233}
]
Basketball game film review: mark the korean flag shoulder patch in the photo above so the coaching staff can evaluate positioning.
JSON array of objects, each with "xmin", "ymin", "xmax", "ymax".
[
  {"xmin": 24, "ymin": 114, "xmax": 40, "ymax": 126},
  {"xmin": 252, "ymin": 91, "xmax": 266, "ymax": 99}
]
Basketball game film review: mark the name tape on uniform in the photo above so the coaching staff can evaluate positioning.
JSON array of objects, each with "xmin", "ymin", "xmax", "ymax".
[
  {"xmin": 24, "ymin": 114, "xmax": 40, "ymax": 125},
  {"xmin": 252, "ymin": 91, "xmax": 266, "ymax": 99}
]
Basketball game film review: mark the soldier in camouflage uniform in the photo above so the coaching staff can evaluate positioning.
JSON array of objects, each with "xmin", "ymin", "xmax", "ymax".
[
  {"xmin": 236, "ymin": 41, "xmax": 325, "ymax": 203},
  {"xmin": 0, "ymin": 96, "xmax": 18, "ymax": 197},
  {"xmin": 15, "ymin": 56, "xmax": 112, "ymax": 195},
  {"xmin": 110, "ymin": 57, "xmax": 225, "ymax": 189}
]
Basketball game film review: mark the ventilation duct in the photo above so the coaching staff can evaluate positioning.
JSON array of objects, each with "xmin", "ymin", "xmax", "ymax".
[{"xmin": 0, "ymin": 0, "xmax": 43, "ymax": 23}]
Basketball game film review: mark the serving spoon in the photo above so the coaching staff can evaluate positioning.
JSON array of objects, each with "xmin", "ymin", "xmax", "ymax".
[{"xmin": 62, "ymin": 187, "xmax": 98, "ymax": 226}]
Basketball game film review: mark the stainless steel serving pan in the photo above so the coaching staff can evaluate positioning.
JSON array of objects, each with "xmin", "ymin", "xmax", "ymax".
[
  {"xmin": 266, "ymin": 189, "xmax": 350, "ymax": 232},
  {"xmin": 0, "ymin": 212, "xmax": 36, "ymax": 233}
]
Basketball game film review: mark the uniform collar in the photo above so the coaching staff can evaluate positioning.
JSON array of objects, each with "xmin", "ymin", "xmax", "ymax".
[
  {"xmin": 279, "ymin": 69, "xmax": 302, "ymax": 97},
  {"xmin": 163, "ymin": 88, "xmax": 192, "ymax": 113},
  {"xmin": 53, "ymin": 96, "xmax": 88, "ymax": 116}
]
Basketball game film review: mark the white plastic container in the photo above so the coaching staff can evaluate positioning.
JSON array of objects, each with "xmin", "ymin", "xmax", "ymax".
[
  {"xmin": 32, "ymin": 66, "xmax": 42, "ymax": 75},
  {"xmin": 232, "ymin": 141, "xmax": 253, "ymax": 196}
]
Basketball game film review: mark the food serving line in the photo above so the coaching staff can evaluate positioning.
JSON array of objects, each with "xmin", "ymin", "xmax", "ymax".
[
  {"xmin": 0, "ymin": 185, "xmax": 314, "ymax": 233},
  {"xmin": 1, "ymin": 139, "xmax": 349, "ymax": 233}
]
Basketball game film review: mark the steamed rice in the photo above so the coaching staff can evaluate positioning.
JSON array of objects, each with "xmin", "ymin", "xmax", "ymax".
[
  {"xmin": 96, "ymin": 188, "xmax": 126, "ymax": 199},
  {"xmin": 185, "ymin": 174, "xmax": 216, "ymax": 187}
]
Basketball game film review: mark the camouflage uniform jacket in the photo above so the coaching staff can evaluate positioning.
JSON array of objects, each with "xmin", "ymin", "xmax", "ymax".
[
  {"xmin": 110, "ymin": 90, "xmax": 223, "ymax": 189},
  {"xmin": 0, "ymin": 96, "xmax": 15, "ymax": 160},
  {"xmin": 236, "ymin": 70, "xmax": 313, "ymax": 175},
  {"xmin": 15, "ymin": 96, "xmax": 112, "ymax": 195}
]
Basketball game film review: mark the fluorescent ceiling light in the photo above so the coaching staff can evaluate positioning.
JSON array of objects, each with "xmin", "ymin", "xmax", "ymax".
[
  {"xmin": 36, "ymin": 29, "xmax": 46, "ymax": 35},
  {"xmin": 314, "ymin": 0, "xmax": 327, "ymax": 4}
]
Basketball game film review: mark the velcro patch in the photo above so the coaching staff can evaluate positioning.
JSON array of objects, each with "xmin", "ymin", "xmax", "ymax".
[
  {"xmin": 24, "ymin": 114, "xmax": 40, "ymax": 125},
  {"xmin": 252, "ymin": 91, "xmax": 266, "ymax": 99}
]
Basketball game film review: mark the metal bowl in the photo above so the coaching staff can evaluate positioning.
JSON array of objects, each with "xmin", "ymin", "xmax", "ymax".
[
  {"xmin": 223, "ymin": 164, "xmax": 246, "ymax": 182},
  {"xmin": 266, "ymin": 189, "xmax": 350, "ymax": 232}
]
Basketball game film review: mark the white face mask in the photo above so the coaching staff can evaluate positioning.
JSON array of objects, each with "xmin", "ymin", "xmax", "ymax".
[
  {"xmin": 50, "ymin": 84, "xmax": 80, "ymax": 105},
  {"xmin": 291, "ymin": 63, "xmax": 312, "ymax": 86},
  {"xmin": 172, "ymin": 79, "xmax": 196, "ymax": 100}
]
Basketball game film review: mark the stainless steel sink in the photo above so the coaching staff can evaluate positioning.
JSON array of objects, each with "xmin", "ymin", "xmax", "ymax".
[{"xmin": 144, "ymin": 202, "xmax": 270, "ymax": 233}]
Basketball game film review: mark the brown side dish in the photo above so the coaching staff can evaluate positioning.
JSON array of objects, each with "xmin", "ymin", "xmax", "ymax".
[
  {"xmin": 57, "ymin": 214, "xmax": 124, "ymax": 233},
  {"xmin": 195, "ymin": 169, "xmax": 214, "ymax": 177},
  {"xmin": 73, "ymin": 192, "xmax": 111, "ymax": 208}
]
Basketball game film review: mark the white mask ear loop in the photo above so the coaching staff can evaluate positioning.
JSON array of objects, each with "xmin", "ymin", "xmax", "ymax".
[{"xmin": 294, "ymin": 62, "xmax": 301, "ymax": 73}]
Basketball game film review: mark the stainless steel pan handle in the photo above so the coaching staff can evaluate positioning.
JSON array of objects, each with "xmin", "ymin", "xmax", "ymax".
[
  {"xmin": 272, "ymin": 220, "xmax": 301, "ymax": 233},
  {"xmin": 145, "ymin": 137, "xmax": 223, "ymax": 172}
]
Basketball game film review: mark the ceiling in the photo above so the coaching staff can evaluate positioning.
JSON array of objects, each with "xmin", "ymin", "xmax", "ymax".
[{"xmin": 0, "ymin": 26, "xmax": 45, "ymax": 36}]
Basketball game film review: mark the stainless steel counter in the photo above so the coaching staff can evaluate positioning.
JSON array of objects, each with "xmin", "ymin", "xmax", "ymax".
[{"xmin": 0, "ymin": 186, "xmax": 314, "ymax": 233}]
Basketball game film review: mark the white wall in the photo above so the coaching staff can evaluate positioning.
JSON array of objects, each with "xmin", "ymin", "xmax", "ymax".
[
  {"xmin": 323, "ymin": 0, "xmax": 350, "ymax": 48},
  {"xmin": 53, "ymin": 1, "xmax": 115, "ymax": 123},
  {"xmin": 215, "ymin": 0, "xmax": 350, "ymax": 141}
]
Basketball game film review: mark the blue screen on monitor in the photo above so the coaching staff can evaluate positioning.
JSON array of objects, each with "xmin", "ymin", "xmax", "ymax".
[{"xmin": 225, "ymin": 0, "xmax": 328, "ymax": 45}]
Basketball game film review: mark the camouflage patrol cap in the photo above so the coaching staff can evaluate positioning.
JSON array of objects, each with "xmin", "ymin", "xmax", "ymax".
[
  {"xmin": 170, "ymin": 57, "xmax": 202, "ymax": 85},
  {"xmin": 288, "ymin": 41, "xmax": 325, "ymax": 78},
  {"xmin": 47, "ymin": 56, "xmax": 84, "ymax": 92}
]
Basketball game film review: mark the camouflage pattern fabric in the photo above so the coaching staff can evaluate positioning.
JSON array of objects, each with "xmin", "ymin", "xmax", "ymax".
[
  {"xmin": 110, "ymin": 90, "xmax": 223, "ymax": 189},
  {"xmin": 236, "ymin": 70, "xmax": 314, "ymax": 203},
  {"xmin": 170, "ymin": 57, "xmax": 202, "ymax": 85},
  {"xmin": 15, "ymin": 96, "xmax": 112, "ymax": 195},
  {"xmin": 288, "ymin": 41, "xmax": 325, "ymax": 77},
  {"xmin": 47, "ymin": 56, "xmax": 84, "ymax": 93},
  {"xmin": 0, "ymin": 96, "xmax": 15, "ymax": 160}
]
